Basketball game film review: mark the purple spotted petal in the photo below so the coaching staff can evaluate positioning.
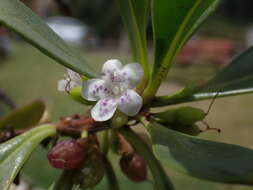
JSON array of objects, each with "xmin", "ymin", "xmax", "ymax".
[
  {"xmin": 118, "ymin": 90, "xmax": 143, "ymax": 116},
  {"xmin": 120, "ymin": 63, "xmax": 143, "ymax": 89},
  {"xmin": 91, "ymin": 98, "xmax": 118, "ymax": 121},
  {"xmin": 82, "ymin": 79, "xmax": 111, "ymax": 101},
  {"xmin": 102, "ymin": 59, "xmax": 123, "ymax": 75}
]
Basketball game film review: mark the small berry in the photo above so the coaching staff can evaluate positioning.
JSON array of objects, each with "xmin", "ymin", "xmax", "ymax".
[
  {"xmin": 47, "ymin": 139, "xmax": 85, "ymax": 170},
  {"xmin": 120, "ymin": 153, "xmax": 147, "ymax": 182}
]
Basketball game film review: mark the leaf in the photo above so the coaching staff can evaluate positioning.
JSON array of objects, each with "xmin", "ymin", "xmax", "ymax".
[
  {"xmin": 147, "ymin": 122, "xmax": 253, "ymax": 185},
  {"xmin": 147, "ymin": 0, "xmax": 220, "ymax": 95},
  {"xmin": 152, "ymin": 47, "xmax": 253, "ymax": 107},
  {"xmin": 116, "ymin": 0, "xmax": 149, "ymax": 76},
  {"xmin": 22, "ymin": 146, "xmax": 60, "ymax": 189},
  {"xmin": 0, "ymin": 100, "xmax": 45, "ymax": 131},
  {"xmin": 151, "ymin": 84, "xmax": 201, "ymax": 107},
  {"xmin": 198, "ymin": 46, "xmax": 253, "ymax": 94},
  {"xmin": 119, "ymin": 128, "xmax": 174, "ymax": 190},
  {"xmin": 0, "ymin": 124, "xmax": 56, "ymax": 190},
  {"xmin": 0, "ymin": 0, "xmax": 98, "ymax": 78}
]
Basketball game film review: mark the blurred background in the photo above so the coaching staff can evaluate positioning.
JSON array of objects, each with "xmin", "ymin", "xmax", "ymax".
[{"xmin": 1, "ymin": 0, "xmax": 253, "ymax": 190}]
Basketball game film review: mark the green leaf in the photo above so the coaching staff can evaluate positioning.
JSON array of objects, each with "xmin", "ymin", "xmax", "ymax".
[
  {"xmin": 0, "ymin": 100, "xmax": 45, "ymax": 131},
  {"xmin": 147, "ymin": 122, "xmax": 253, "ymax": 185},
  {"xmin": 0, "ymin": 0, "xmax": 98, "ymax": 78},
  {"xmin": 119, "ymin": 128, "xmax": 174, "ymax": 190},
  {"xmin": 0, "ymin": 124, "xmax": 56, "ymax": 190},
  {"xmin": 116, "ymin": 0, "xmax": 149, "ymax": 81},
  {"xmin": 22, "ymin": 146, "xmax": 60, "ymax": 189},
  {"xmin": 152, "ymin": 47, "xmax": 253, "ymax": 107},
  {"xmin": 145, "ymin": 0, "xmax": 220, "ymax": 98},
  {"xmin": 198, "ymin": 46, "xmax": 253, "ymax": 94}
]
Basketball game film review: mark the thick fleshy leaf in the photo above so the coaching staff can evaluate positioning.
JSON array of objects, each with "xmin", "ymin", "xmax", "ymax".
[
  {"xmin": 152, "ymin": 47, "xmax": 253, "ymax": 107},
  {"xmin": 115, "ymin": 0, "xmax": 149, "ymax": 76},
  {"xmin": 119, "ymin": 128, "xmax": 175, "ymax": 190},
  {"xmin": 0, "ymin": 100, "xmax": 45, "ymax": 131},
  {"xmin": 0, "ymin": 0, "xmax": 98, "ymax": 78},
  {"xmin": 0, "ymin": 124, "xmax": 56, "ymax": 190},
  {"xmin": 147, "ymin": 0, "xmax": 220, "ymax": 96},
  {"xmin": 147, "ymin": 122, "xmax": 253, "ymax": 185}
]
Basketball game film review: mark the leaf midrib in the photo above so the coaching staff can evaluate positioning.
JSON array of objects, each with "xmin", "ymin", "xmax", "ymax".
[{"xmin": 202, "ymin": 74, "xmax": 253, "ymax": 92}]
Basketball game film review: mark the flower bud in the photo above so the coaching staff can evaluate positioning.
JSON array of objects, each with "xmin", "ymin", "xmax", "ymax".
[
  {"xmin": 111, "ymin": 111, "xmax": 128, "ymax": 129},
  {"xmin": 47, "ymin": 139, "xmax": 85, "ymax": 170},
  {"xmin": 120, "ymin": 153, "xmax": 147, "ymax": 182}
]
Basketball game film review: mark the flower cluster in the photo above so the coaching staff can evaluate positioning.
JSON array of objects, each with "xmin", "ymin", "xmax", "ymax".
[{"xmin": 58, "ymin": 59, "xmax": 143, "ymax": 121}]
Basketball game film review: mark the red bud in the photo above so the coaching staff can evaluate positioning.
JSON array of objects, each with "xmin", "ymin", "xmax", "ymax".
[
  {"xmin": 47, "ymin": 139, "xmax": 85, "ymax": 170},
  {"xmin": 120, "ymin": 153, "xmax": 147, "ymax": 182}
]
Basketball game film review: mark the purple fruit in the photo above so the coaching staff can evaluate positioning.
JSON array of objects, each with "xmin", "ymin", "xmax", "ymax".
[
  {"xmin": 47, "ymin": 139, "xmax": 85, "ymax": 170},
  {"xmin": 120, "ymin": 153, "xmax": 147, "ymax": 182}
]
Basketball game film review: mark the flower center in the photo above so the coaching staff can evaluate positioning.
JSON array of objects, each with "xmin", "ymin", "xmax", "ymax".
[
  {"xmin": 112, "ymin": 85, "xmax": 125, "ymax": 96},
  {"xmin": 102, "ymin": 71, "xmax": 128, "ymax": 98}
]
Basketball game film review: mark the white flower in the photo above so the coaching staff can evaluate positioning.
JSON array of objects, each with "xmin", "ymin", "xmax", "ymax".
[
  {"xmin": 82, "ymin": 59, "xmax": 143, "ymax": 121},
  {"xmin": 58, "ymin": 69, "xmax": 82, "ymax": 92}
]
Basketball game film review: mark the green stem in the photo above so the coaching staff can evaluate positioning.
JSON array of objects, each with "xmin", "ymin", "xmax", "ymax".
[
  {"xmin": 115, "ymin": 0, "xmax": 150, "ymax": 94},
  {"xmin": 98, "ymin": 130, "xmax": 110, "ymax": 155},
  {"xmin": 136, "ymin": 34, "xmax": 150, "ymax": 94},
  {"xmin": 119, "ymin": 128, "xmax": 174, "ymax": 190},
  {"xmin": 103, "ymin": 156, "xmax": 120, "ymax": 190},
  {"xmin": 53, "ymin": 170, "xmax": 77, "ymax": 190},
  {"xmin": 151, "ymin": 88, "xmax": 253, "ymax": 107},
  {"xmin": 143, "ymin": 0, "xmax": 204, "ymax": 103}
]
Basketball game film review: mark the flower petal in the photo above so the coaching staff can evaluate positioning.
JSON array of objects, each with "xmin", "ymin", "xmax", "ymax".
[
  {"xmin": 91, "ymin": 98, "xmax": 118, "ymax": 121},
  {"xmin": 57, "ymin": 79, "xmax": 68, "ymax": 92},
  {"xmin": 102, "ymin": 59, "xmax": 123, "ymax": 75},
  {"xmin": 67, "ymin": 69, "xmax": 82, "ymax": 86},
  {"xmin": 118, "ymin": 90, "xmax": 143, "ymax": 116},
  {"xmin": 82, "ymin": 79, "xmax": 112, "ymax": 101},
  {"xmin": 120, "ymin": 63, "xmax": 144, "ymax": 88}
]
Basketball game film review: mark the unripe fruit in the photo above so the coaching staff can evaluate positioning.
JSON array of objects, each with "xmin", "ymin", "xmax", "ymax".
[
  {"xmin": 120, "ymin": 153, "xmax": 147, "ymax": 182},
  {"xmin": 154, "ymin": 106, "xmax": 205, "ymax": 125},
  {"xmin": 111, "ymin": 112, "xmax": 128, "ymax": 129},
  {"xmin": 171, "ymin": 124, "xmax": 201, "ymax": 136},
  {"xmin": 47, "ymin": 139, "xmax": 85, "ymax": 170}
]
